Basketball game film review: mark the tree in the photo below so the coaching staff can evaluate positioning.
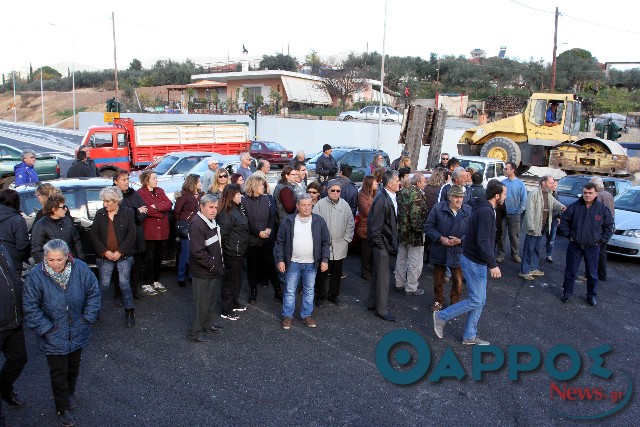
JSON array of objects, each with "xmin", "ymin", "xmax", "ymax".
[
  {"xmin": 305, "ymin": 50, "xmax": 323, "ymax": 75},
  {"xmin": 318, "ymin": 66, "xmax": 368, "ymax": 109},
  {"xmin": 555, "ymin": 48, "xmax": 605, "ymax": 92},
  {"xmin": 259, "ymin": 53, "xmax": 297, "ymax": 71},
  {"xmin": 129, "ymin": 58, "xmax": 143, "ymax": 71},
  {"xmin": 34, "ymin": 66, "xmax": 62, "ymax": 80}
]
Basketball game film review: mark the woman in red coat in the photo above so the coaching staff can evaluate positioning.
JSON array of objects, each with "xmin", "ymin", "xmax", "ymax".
[
  {"xmin": 357, "ymin": 176, "xmax": 378, "ymax": 281},
  {"xmin": 137, "ymin": 170, "xmax": 172, "ymax": 294}
]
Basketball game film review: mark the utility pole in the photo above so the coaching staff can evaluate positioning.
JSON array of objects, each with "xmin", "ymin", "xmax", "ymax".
[
  {"xmin": 12, "ymin": 70, "xmax": 16, "ymax": 122},
  {"xmin": 40, "ymin": 67, "xmax": 45, "ymax": 126},
  {"xmin": 550, "ymin": 7, "xmax": 559, "ymax": 93},
  {"xmin": 377, "ymin": 0, "xmax": 388, "ymax": 150},
  {"xmin": 112, "ymin": 12, "xmax": 119, "ymax": 100}
]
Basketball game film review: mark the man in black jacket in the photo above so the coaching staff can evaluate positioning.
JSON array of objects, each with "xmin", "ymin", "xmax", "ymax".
[
  {"xmin": 0, "ymin": 245, "xmax": 28, "ymax": 423},
  {"xmin": 367, "ymin": 170, "xmax": 401, "ymax": 321},
  {"xmin": 558, "ymin": 182, "xmax": 614, "ymax": 306},
  {"xmin": 336, "ymin": 164, "xmax": 358, "ymax": 218},
  {"xmin": 67, "ymin": 149, "xmax": 98, "ymax": 178},
  {"xmin": 433, "ymin": 180, "xmax": 505, "ymax": 346},
  {"xmin": 188, "ymin": 194, "xmax": 225, "ymax": 343},
  {"xmin": 315, "ymin": 144, "xmax": 337, "ymax": 183}
]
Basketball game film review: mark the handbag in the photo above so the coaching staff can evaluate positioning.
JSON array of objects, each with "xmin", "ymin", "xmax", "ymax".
[{"xmin": 176, "ymin": 211, "xmax": 194, "ymax": 239}]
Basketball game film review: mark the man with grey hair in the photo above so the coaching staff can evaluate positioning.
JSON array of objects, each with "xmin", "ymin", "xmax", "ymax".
[
  {"xmin": 590, "ymin": 176, "xmax": 614, "ymax": 281},
  {"xmin": 395, "ymin": 173, "xmax": 428, "ymax": 295},
  {"xmin": 14, "ymin": 149, "xmax": 39, "ymax": 186},
  {"xmin": 288, "ymin": 150, "xmax": 306, "ymax": 167},
  {"xmin": 187, "ymin": 194, "xmax": 224, "ymax": 343},
  {"xmin": 519, "ymin": 175, "xmax": 565, "ymax": 280},
  {"xmin": 437, "ymin": 166, "xmax": 471, "ymax": 205},
  {"xmin": 237, "ymin": 153, "xmax": 253, "ymax": 181},
  {"xmin": 201, "ymin": 158, "xmax": 219, "ymax": 194}
]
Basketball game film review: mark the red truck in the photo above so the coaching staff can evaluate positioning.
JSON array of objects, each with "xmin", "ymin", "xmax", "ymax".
[{"xmin": 79, "ymin": 118, "xmax": 251, "ymax": 175}]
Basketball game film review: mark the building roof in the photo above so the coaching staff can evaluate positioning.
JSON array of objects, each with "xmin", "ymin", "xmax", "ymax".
[
  {"xmin": 186, "ymin": 79, "xmax": 227, "ymax": 88},
  {"xmin": 191, "ymin": 70, "xmax": 325, "ymax": 83}
]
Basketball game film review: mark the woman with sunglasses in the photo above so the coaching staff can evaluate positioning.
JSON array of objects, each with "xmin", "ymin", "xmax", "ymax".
[
  {"xmin": 306, "ymin": 181, "xmax": 322, "ymax": 207},
  {"xmin": 208, "ymin": 168, "xmax": 229, "ymax": 198},
  {"xmin": 30, "ymin": 194, "xmax": 84, "ymax": 264}
]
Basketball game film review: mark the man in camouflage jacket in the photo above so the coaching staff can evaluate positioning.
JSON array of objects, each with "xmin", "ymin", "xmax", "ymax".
[{"xmin": 394, "ymin": 173, "xmax": 428, "ymax": 295}]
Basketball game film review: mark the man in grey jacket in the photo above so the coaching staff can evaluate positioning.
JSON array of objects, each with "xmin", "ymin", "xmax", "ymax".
[
  {"xmin": 313, "ymin": 180, "xmax": 354, "ymax": 307},
  {"xmin": 519, "ymin": 176, "xmax": 565, "ymax": 280}
]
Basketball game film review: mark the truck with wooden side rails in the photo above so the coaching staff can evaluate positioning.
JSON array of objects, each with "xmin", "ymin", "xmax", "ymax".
[
  {"xmin": 79, "ymin": 118, "xmax": 251, "ymax": 176},
  {"xmin": 457, "ymin": 93, "xmax": 639, "ymax": 177}
]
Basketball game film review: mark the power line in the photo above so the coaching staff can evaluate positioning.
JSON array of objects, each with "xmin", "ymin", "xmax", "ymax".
[{"xmin": 509, "ymin": 0, "xmax": 554, "ymax": 14}]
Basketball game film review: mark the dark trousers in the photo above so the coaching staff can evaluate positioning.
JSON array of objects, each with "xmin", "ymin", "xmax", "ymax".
[
  {"xmin": 563, "ymin": 241, "xmax": 600, "ymax": 298},
  {"xmin": 368, "ymin": 247, "xmax": 392, "ymax": 316},
  {"xmin": 115, "ymin": 252, "xmax": 144, "ymax": 299},
  {"xmin": 433, "ymin": 265, "xmax": 463, "ymax": 306},
  {"xmin": 142, "ymin": 241, "xmax": 165, "ymax": 285},
  {"xmin": 221, "ymin": 256, "xmax": 243, "ymax": 315},
  {"xmin": 598, "ymin": 243, "xmax": 608, "ymax": 281},
  {"xmin": 497, "ymin": 214, "xmax": 521, "ymax": 258},
  {"xmin": 0, "ymin": 328, "xmax": 27, "ymax": 398},
  {"xmin": 315, "ymin": 259, "xmax": 344, "ymax": 303},
  {"xmin": 46, "ymin": 348, "xmax": 83, "ymax": 413},
  {"xmin": 189, "ymin": 276, "xmax": 221, "ymax": 340},
  {"xmin": 246, "ymin": 245, "xmax": 280, "ymax": 293},
  {"xmin": 360, "ymin": 240, "xmax": 372, "ymax": 280}
]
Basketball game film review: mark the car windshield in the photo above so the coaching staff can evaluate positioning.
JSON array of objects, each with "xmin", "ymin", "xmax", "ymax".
[
  {"xmin": 557, "ymin": 176, "xmax": 590, "ymax": 196},
  {"xmin": 459, "ymin": 159, "xmax": 486, "ymax": 176},
  {"xmin": 614, "ymin": 189, "xmax": 640, "ymax": 213},
  {"xmin": 264, "ymin": 142, "xmax": 286, "ymax": 151},
  {"xmin": 147, "ymin": 155, "xmax": 180, "ymax": 175},
  {"xmin": 187, "ymin": 159, "xmax": 212, "ymax": 176},
  {"xmin": 309, "ymin": 149, "xmax": 351, "ymax": 163}
]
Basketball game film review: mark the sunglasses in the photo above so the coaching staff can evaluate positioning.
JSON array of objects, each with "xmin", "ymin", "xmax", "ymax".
[
  {"xmin": 58, "ymin": 205, "xmax": 68, "ymax": 210},
  {"xmin": 219, "ymin": 174, "xmax": 228, "ymax": 178},
  {"xmin": 329, "ymin": 189, "xmax": 341, "ymax": 193},
  {"xmin": 307, "ymin": 190, "xmax": 318, "ymax": 195},
  {"xmin": 441, "ymin": 157, "xmax": 449, "ymax": 161}
]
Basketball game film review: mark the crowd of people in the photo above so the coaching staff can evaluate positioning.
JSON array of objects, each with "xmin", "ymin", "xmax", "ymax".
[{"xmin": 0, "ymin": 147, "xmax": 618, "ymax": 426}]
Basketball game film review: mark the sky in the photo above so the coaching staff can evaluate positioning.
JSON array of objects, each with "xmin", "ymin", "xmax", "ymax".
[{"xmin": 2, "ymin": 0, "xmax": 639, "ymax": 76}]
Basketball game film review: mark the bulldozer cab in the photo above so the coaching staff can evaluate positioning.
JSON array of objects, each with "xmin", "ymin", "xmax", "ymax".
[{"xmin": 525, "ymin": 95, "xmax": 581, "ymax": 145}]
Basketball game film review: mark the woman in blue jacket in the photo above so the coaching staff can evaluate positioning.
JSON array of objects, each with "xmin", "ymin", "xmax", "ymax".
[{"xmin": 23, "ymin": 239, "xmax": 101, "ymax": 427}]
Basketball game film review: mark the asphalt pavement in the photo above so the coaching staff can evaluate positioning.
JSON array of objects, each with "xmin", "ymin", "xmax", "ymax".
[{"xmin": 2, "ymin": 235, "xmax": 639, "ymax": 426}]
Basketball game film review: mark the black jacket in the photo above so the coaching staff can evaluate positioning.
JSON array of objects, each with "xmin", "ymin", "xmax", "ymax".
[
  {"xmin": 316, "ymin": 154, "xmax": 337, "ymax": 180},
  {"xmin": 336, "ymin": 176, "xmax": 358, "ymax": 218},
  {"xmin": 424, "ymin": 201, "xmax": 472, "ymax": 268},
  {"xmin": 241, "ymin": 195, "xmax": 275, "ymax": 247},
  {"xmin": 67, "ymin": 160, "xmax": 98, "ymax": 178},
  {"xmin": 462, "ymin": 199, "xmax": 497, "ymax": 268},
  {"xmin": 0, "ymin": 204, "xmax": 30, "ymax": 270},
  {"xmin": 559, "ymin": 197, "xmax": 615, "ymax": 247},
  {"xmin": 120, "ymin": 187, "xmax": 147, "ymax": 254},
  {"xmin": 274, "ymin": 213, "xmax": 330, "ymax": 269},
  {"xmin": 188, "ymin": 213, "xmax": 225, "ymax": 278},
  {"xmin": 0, "ymin": 245, "xmax": 23, "ymax": 332},
  {"xmin": 89, "ymin": 207, "xmax": 137, "ymax": 257},
  {"xmin": 216, "ymin": 205, "xmax": 249, "ymax": 257},
  {"xmin": 367, "ymin": 189, "xmax": 398, "ymax": 254},
  {"xmin": 30, "ymin": 215, "xmax": 85, "ymax": 264}
]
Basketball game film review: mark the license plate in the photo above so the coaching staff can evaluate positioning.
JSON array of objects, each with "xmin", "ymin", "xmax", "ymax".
[{"xmin": 281, "ymin": 154, "xmax": 288, "ymax": 157}]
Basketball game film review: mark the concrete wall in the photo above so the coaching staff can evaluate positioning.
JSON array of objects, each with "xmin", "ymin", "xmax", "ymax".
[{"xmin": 79, "ymin": 112, "xmax": 464, "ymax": 169}]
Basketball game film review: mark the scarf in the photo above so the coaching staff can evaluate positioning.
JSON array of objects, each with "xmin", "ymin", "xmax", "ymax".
[{"xmin": 43, "ymin": 258, "xmax": 73, "ymax": 290}]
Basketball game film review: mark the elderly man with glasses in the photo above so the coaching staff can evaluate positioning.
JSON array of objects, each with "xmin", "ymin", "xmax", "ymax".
[{"xmin": 14, "ymin": 149, "xmax": 40, "ymax": 186}]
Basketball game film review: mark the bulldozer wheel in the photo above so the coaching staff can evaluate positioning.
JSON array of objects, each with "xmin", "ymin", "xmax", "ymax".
[
  {"xmin": 555, "ymin": 143, "xmax": 583, "ymax": 153},
  {"xmin": 579, "ymin": 140, "xmax": 611, "ymax": 154},
  {"xmin": 480, "ymin": 137, "xmax": 522, "ymax": 165}
]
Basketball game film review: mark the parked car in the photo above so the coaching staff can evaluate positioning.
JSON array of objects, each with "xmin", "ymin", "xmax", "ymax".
[
  {"xmin": 16, "ymin": 178, "xmax": 178, "ymax": 267},
  {"xmin": 556, "ymin": 175, "xmax": 632, "ymax": 207},
  {"xmin": 136, "ymin": 151, "xmax": 217, "ymax": 178},
  {"xmin": 306, "ymin": 147, "xmax": 390, "ymax": 184},
  {"xmin": 0, "ymin": 143, "xmax": 60, "ymax": 189},
  {"xmin": 619, "ymin": 142, "xmax": 640, "ymax": 158},
  {"xmin": 608, "ymin": 186, "xmax": 640, "ymax": 258},
  {"xmin": 456, "ymin": 156, "xmax": 506, "ymax": 187},
  {"xmin": 337, "ymin": 106, "xmax": 403, "ymax": 124},
  {"xmin": 249, "ymin": 141, "xmax": 293, "ymax": 167}
]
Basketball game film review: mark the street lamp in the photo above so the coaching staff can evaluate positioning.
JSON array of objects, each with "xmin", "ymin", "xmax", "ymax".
[{"xmin": 50, "ymin": 23, "xmax": 76, "ymax": 130}]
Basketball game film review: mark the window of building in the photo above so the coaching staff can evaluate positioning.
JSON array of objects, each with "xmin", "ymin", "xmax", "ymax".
[{"xmin": 245, "ymin": 87, "xmax": 262, "ymax": 103}]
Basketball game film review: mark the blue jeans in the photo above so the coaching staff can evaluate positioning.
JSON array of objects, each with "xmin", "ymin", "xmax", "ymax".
[
  {"xmin": 545, "ymin": 219, "xmax": 558, "ymax": 257},
  {"xmin": 178, "ymin": 238, "xmax": 190, "ymax": 281},
  {"xmin": 282, "ymin": 262, "xmax": 316, "ymax": 319},
  {"xmin": 521, "ymin": 234, "xmax": 543, "ymax": 274},
  {"xmin": 436, "ymin": 255, "xmax": 487, "ymax": 340},
  {"xmin": 562, "ymin": 241, "xmax": 599, "ymax": 298},
  {"xmin": 97, "ymin": 256, "xmax": 134, "ymax": 309}
]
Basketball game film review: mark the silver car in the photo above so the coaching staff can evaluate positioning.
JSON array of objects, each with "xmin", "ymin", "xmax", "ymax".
[
  {"xmin": 337, "ymin": 106, "xmax": 402, "ymax": 123},
  {"xmin": 607, "ymin": 186, "xmax": 640, "ymax": 258}
]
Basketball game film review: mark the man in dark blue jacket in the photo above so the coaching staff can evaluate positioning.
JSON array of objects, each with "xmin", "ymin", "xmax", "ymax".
[
  {"xmin": 558, "ymin": 182, "xmax": 614, "ymax": 306},
  {"xmin": 433, "ymin": 180, "xmax": 506, "ymax": 346},
  {"xmin": 0, "ymin": 246, "xmax": 28, "ymax": 422}
]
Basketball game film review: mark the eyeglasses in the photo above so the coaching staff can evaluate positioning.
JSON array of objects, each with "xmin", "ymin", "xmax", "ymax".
[
  {"xmin": 219, "ymin": 174, "xmax": 228, "ymax": 178},
  {"xmin": 329, "ymin": 189, "xmax": 341, "ymax": 193},
  {"xmin": 58, "ymin": 205, "xmax": 68, "ymax": 210},
  {"xmin": 441, "ymin": 157, "xmax": 449, "ymax": 161},
  {"xmin": 307, "ymin": 190, "xmax": 318, "ymax": 195}
]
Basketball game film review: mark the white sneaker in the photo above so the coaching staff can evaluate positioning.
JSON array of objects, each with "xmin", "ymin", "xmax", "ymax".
[
  {"xmin": 141, "ymin": 285, "xmax": 158, "ymax": 296},
  {"xmin": 153, "ymin": 282, "xmax": 167, "ymax": 293}
]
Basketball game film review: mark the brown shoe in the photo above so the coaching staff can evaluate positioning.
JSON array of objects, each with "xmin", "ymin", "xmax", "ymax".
[
  {"xmin": 281, "ymin": 317, "xmax": 292, "ymax": 330},
  {"xmin": 301, "ymin": 316, "xmax": 317, "ymax": 328},
  {"xmin": 431, "ymin": 302, "xmax": 443, "ymax": 312}
]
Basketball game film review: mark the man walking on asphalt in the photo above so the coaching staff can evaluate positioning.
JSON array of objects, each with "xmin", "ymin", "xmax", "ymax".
[
  {"xmin": 395, "ymin": 173, "xmax": 428, "ymax": 296},
  {"xmin": 313, "ymin": 180, "xmax": 354, "ymax": 307},
  {"xmin": 590, "ymin": 176, "xmax": 615, "ymax": 281},
  {"xmin": 519, "ymin": 175, "xmax": 565, "ymax": 280},
  {"xmin": 367, "ymin": 170, "xmax": 401, "ymax": 321},
  {"xmin": 187, "ymin": 194, "xmax": 225, "ymax": 343},
  {"xmin": 558, "ymin": 182, "xmax": 614, "ymax": 306},
  {"xmin": 433, "ymin": 179, "xmax": 506, "ymax": 345},
  {"xmin": 275, "ymin": 194, "xmax": 330, "ymax": 330},
  {"xmin": 497, "ymin": 162, "xmax": 527, "ymax": 263}
]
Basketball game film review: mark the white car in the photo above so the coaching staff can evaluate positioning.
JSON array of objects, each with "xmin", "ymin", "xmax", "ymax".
[
  {"xmin": 337, "ymin": 106, "xmax": 402, "ymax": 123},
  {"xmin": 608, "ymin": 186, "xmax": 640, "ymax": 258}
]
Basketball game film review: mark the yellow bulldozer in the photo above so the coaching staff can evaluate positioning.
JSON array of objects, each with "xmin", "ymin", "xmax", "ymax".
[{"xmin": 457, "ymin": 93, "xmax": 636, "ymax": 176}]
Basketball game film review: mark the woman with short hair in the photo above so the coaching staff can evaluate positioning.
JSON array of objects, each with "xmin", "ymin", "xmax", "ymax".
[
  {"xmin": 32, "ymin": 183, "xmax": 62, "ymax": 226},
  {"xmin": 137, "ymin": 170, "xmax": 172, "ymax": 295},
  {"xmin": 23, "ymin": 239, "xmax": 101, "ymax": 427},
  {"xmin": 174, "ymin": 174, "xmax": 203, "ymax": 287},
  {"xmin": 89, "ymin": 187, "xmax": 137, "ymax": 327},
  {"xmin": 30, "ymin": 194, "xmax": 84, "ymax": 264}
]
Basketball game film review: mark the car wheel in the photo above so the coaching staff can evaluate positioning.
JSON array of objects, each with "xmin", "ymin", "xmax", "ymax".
[
  {"xmin": 343, "ymin": 115, "xmax": 353, "ymax": 121},
  {"xmin": 384, "ymin": 119, "xmax": 394, "ymax": 123}
]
